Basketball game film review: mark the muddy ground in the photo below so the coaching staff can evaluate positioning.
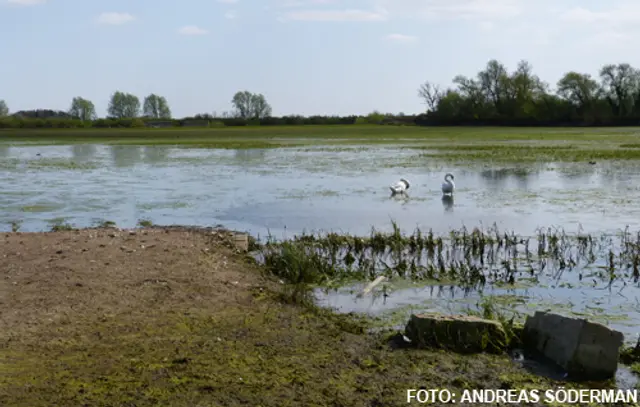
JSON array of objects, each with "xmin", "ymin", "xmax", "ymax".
[{"xmin": 0, "ymin": 227, "xmax": 610, "ymax": 406}]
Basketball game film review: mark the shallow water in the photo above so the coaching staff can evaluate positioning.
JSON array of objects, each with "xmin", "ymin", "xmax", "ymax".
[
  {"xmin": 3, "ymin": 144, "xmax": 640, "ymax": 237},
  {"xmin": 2, "ymin": 144, "xmax": 640, "ymax": 347}
]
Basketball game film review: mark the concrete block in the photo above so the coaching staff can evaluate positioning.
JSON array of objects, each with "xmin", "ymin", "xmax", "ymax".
[
  {"xmin": 404, "ymin": 313, "xmax": 508, "ymax": 354},
  {"xmin": 523, "ymin": 311, "xmax": 624, "ymax": 380}
]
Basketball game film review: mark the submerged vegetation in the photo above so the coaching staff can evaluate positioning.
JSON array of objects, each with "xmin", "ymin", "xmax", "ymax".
[
  {"xmin": 256, "ymin": 221, "xmax": 640, "ymax": 324},
  {"xmin": 420, "ymin": 143, "xmax": 640, "ymax": 163},
  {"xmin": 258, "ymin": 222, "xmax": 640, "ymax": 290},
  {"xmin": 5, "ymin": 126, "xmax": 640, "ymax": 167}
]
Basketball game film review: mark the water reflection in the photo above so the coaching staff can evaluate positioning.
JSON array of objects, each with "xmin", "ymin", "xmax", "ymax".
[
  {"xmin": 0, "ymin": 145, "xmax": 9, "ymax": 158},
  {"xmin": 71, "ymin": 144, "xmax": 96, "ymax": 162},
  {"xmin": 389, "ymin": 192, "xmax": 410, "ymax": 204},
  {"xmin": 110, "ymin": 145, "xmax": 142, "ymax": 167},
  {"xmin": 442, "ymin": 195, "xmax": 454, "ymax": 211},
  {"xmin": 480, "ymin": 167, "xmax": 537, "ymax": 190},
  {"xmin": 143, "ymin": 146, "xmax": 169, "ymax": 164},
  {"xmin": 5, "ymin": 144, "xmax": 640, "ymax": 240},
  {"xmin": 235, "ymin": 149, "xmax": 267, "ymax": 162}
]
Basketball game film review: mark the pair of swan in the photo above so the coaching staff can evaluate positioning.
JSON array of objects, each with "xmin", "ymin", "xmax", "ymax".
[{"xmin": 389, "ymin": 173, "xmax": 455, "ymax": 196}]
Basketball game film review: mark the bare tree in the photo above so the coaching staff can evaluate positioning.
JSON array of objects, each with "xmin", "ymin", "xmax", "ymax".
[{"xmin": 418, "ymin": 82, "xmax": 442, "ymax": 112}]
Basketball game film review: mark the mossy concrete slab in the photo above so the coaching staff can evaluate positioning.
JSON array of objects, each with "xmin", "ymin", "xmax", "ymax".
[{"xmin": 404, "ymin": 313, "xmax": 508, "ymax": 354}]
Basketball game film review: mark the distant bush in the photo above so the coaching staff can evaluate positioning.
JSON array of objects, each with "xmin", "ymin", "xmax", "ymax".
[{"xmin": 0, "ymin": 113, "xmax": 418, "ymax": 129}]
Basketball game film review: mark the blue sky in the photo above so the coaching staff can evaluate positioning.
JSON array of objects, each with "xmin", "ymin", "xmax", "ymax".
[{"xmin": 0, "ymin": 0, "xmax": 638, "ymax": 118}]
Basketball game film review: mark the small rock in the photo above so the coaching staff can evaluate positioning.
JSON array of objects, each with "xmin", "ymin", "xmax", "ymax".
[{"xmin": 233, "ymin": 233, "xmax": 249, "ymax": 252}]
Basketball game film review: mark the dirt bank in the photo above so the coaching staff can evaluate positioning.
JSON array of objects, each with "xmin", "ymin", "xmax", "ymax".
[{"xmin": 0, "ymin": 227, "xmax": 598, "ymax": 406}]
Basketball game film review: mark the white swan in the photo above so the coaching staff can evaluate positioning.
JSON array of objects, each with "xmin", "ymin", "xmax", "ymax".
[
  {"xmin": 389, "ymin": 178, "xmax": 410, "ymax": 195},
  {"xmin": 441, "ymin": 173, "xmax": 455, "ymax": 195}
]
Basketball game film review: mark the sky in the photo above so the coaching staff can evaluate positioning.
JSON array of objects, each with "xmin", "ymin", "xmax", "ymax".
[{"xmin": 0, "ymin": 0, "xmax": 639, "ymax": 118}]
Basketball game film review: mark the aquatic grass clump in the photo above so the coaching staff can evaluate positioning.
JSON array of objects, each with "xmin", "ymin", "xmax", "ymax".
[
  {"xmin": 258, "ymin": 222, "xmax": 640, "ymax": 297},
  {"xmin": 137, "ymin": 219, "xmax": 153, "ymax": 227},
  {"xmin": 261, "ymin": 239, "xmax": 345, "ymax": 305}
]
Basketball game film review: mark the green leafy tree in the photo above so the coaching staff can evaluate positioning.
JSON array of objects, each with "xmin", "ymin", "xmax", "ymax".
[
  {"xmin": 231, "ymin": 91, "xmax": 272, "ymax": 119},
  {"xmin": 599, "ymin": 63, "xmax": 638, "ymax": 117},
  {"xmin": 556, "ymin": 72, "xmax": 601, "ymax": 108},
  {"xmin": 0, "ymin": 100, "xmax": 8, "ymax": 117},
  {"xmin": 107, "ymin": 91, "xmax": 140, "ymax": 118},
  {"xmin": 143, "ymin": 94, "xmax": 171, "ymax": 118},
  {"xmin": 416, "ymin": 58, "xmax": 629, "ymax": 124},
  {"xmin": 69, "ymin": 97, "xmax": 97, "ymax": 121}
]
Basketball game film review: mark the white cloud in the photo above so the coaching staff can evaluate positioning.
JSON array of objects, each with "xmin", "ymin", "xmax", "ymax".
[
  {"xmin": 561, "ymin": 3, "xmax": 640, "ymax": 26},
  {"xmin": 374, "ymin": 0, "xmax": 524, "ymax": 21},
  {"xmin": 557, "ymin": 2, "xmax": 640, "ymax": 50},
  {"xmin": 386, "ymin": 33, "xmax": 417, "ymax": 42},
  {"xmin": 224, "ymin": 10, "xmax": 236, "ymax": 19},
  {"xmin": 281, "ymin": 8, "xmax": 387, "ymax": 21},
  {"xmin": 6, "ymin": 0, "xmax": 46, "ymax": 5},
  {"xmin": 177, "ymin": 25, "xmax": 208, "ymax": 35},
  {"xmin": 96, "ymin": 12, "xmax": 135, "ymax": 25}
]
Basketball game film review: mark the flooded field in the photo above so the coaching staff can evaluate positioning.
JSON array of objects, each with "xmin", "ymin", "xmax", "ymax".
[{"xmin": 3, "ymin": 141, "xmax": 640, "ymax": 345}]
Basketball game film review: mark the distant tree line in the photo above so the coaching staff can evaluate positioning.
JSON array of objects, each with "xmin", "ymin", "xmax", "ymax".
[
  {"xmin": 0, "ymin": 111, "xmax": 415, "ymax": 129},
  {"xmin": 0, "ymin": 89, "xmax": 418, "ymax": 128},
  {"xmin": 416, "ymin": 59, "xmax": 640, "ymax": 126},
  {"xmin": 0, "ymin": 90, "xmax": 285, "ymax": 128},
  {"xmin": 9, "ymin": 59, "xmax": 640, "ymax": 129}
]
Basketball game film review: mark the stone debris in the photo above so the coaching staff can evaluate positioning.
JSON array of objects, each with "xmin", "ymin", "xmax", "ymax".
[
  {"xmin": 232, "ymin": 233, "xmax": 249, "ymax": 252},
  {"xmin": 522, "ymin": 311, "xmax": 624, "ymax": 380},
  {"xmin": 404, "ymin": 313, "xmax": 508, "ymax": 354}
]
